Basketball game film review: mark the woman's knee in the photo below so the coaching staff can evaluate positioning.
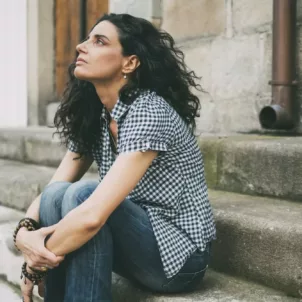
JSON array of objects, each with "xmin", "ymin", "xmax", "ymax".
[
  {"xmin": 41, "ymin": 181, "xmax": 72, "ymax": 207},
  {"xmin": 40, "ymin": 181, "xmax": 72, "ymax": 226},
  {"xmin": 61, "ymin": 179, "xmax": 99, "ymax": 217}
]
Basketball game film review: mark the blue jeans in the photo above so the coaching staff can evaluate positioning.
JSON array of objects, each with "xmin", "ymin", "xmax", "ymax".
[{"xmin": 39, "ymin": 180, "xmax": 211, "ymax": 302}]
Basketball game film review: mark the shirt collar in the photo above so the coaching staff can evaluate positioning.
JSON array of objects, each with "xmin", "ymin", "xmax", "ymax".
[
  {"xmin": 111, "ymin": 97, "xmax": 131, "ymax": 121},
  {"xmin": 101, "ymin": 88, "xmax": 142, "ymax": 122}
]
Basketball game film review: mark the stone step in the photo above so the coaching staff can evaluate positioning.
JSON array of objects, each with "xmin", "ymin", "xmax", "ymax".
[
  {"xmin": 0, "ymin": 159, "xmax": 97, "ymax": 211},
  {"xmin": 0, "ymin": 126, "xmax": 98, "ymax": 172},
  {"xmin": 0, "ymin": 207, "xmax": 298, "ymax": 302},
  {"xmin": 0, "ymin": 278, "xmax": 41, "ymax": 302},
  {"xmin": 0, "ymin": 159, "xmax": 301, "ymax": 297},
  {"xmin": 198, "ymin": 133, "xmax": 302, "ymax": 202},
  {"xmin": 1, "ymin": 127, "xmax": 302, "ymax": 201}
]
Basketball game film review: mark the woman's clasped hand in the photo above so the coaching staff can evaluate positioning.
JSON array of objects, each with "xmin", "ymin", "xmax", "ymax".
[{"xmin": 15, "ymin": 224, "xmax": 65, "ymax": 301}]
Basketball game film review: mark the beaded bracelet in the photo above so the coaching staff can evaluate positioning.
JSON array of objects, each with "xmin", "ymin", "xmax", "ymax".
[
  {"xmin": 13, "ymin": 218, "xmax": 40, "ymax": 251},
  {"xmin": 21, "ymin": 262, "xmax": 47, "ymax": 285}
]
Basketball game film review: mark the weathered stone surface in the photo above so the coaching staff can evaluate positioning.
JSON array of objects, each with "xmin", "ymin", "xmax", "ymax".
[
  {"xmin": 0, "ymin": 127, "xmax": 98, "ymax": 171},
  {"xmin": 210, "ymin": 190, "xmax": 302, "ymax": 298},
  {"xmin": 207, "ymin": 96, "xmax": 266, "ymax": 133},
  {"xmin": 0, "ymin": 130, "xmax": 25, "ymax": 161},
  {"xmin": 197, "ymin": 137, "xmax": 222, "ymax": 188},
  {"xmin": 161, "ymin": 0, "xmax": 225, "ymax": 40},
  {"xmin": 24, "ymin": 133, "xmax": 66, "ymax": 167},
  {"xmin": 0, "ymin": 127, "xmax": 61, "ymax": 165},
  {"xmin": 0, "ymin": 279, "xmax": 41, "ymax": 302},
  {"xmin": 0, "ymin": 159, "xmax": 97, "ymax": 211},
  {"xmin": 210, "ymin": 35, "xmax": 261, "ymax": 100},
  {"xmin": 0, "ymin": 206, "xmax": 23, "ymax": 224},
  {"xmin": 0, "ymin": 204, "xmax": 300, "ymax": 301},
  {"xmin": 181, "ymin": 33, "xmax": 266, "ymax": 132},
  {"xmin": 194, "ymin": 93, "xmax": 269, "ymax": 133},
  {"xmin": 4, "ymin": 130, "xmax": 302, "ymax": 201},
  {"xmin": 0, "ymin": 160, "xmax": 53, "ymax": 211},
  {"xmin": 298, "ymin": 1, "xmax": 302, "ymax": 21},
  {"xmin": 27, "ymin": 0, "xmax": 55, "ymax": 126},
  {"xmin": 198, "ymin": 135, "xmax": 302, "ymax": 201},
  {"xmin": 296, "ymin": 25, "xmax": 302, "ymax": 125},
  {"xmin": 182, "ymin": 40, "xmax": 212, "ymax": 91},
  {"xmin": 46, "ymin": 102, "xmax": 60, "ymax": 126},
  {"xmin": 113, "ymin": 269, "xmax": 299, "ymax": 301},
  {"xmin": 110, "ymin": 0, "xmax": 152, "ymax": 20},
  {"xmin": 233, "ymin": 0, "xmax": 272, "ymax": 33},
  {"xmin": 196, "ymin": 94, "xmax": 220, "ymax": 133},
  {"xmin": 259, "ymin": 32, "xmax": 272, "ymax": 95},
  {"xmin": 218, "ymin": 137, "xmax": 302, "ymax": 200}
]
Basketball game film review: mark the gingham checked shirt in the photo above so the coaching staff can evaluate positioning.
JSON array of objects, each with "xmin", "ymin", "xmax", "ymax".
[{"xmin": 68, "ymin": 89, "xmax": 216, "ymax": 278}]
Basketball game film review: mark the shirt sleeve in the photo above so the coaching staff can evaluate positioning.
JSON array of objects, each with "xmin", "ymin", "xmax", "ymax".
[
  {"xmin": 119, "ymin": 99, "xmax": 175, "ymax": 154},
  {"xmin": 67, "ymin": 139, "xmax": 91, "ymax": 155}
]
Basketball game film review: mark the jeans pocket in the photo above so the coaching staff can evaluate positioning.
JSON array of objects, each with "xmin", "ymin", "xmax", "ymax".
[{"xmin": 162, "ymin": 265, "xmax": 208, "ymax": 293}]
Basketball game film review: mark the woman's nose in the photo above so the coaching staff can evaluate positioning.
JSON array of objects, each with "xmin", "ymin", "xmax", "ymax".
[{"xmin": 76, "ymin": 41, "xmax": 87, "ymax": 53}]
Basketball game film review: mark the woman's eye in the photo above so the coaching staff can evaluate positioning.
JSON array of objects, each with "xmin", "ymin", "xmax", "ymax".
[{"xmin": 96, "ymin": 39, "xmax": 105, "ymax": 45}]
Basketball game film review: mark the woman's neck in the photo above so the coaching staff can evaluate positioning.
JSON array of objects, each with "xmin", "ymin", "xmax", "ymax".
[{"xmin": 94, "ymin": 80, "xmax": 126, "ymax": 112}]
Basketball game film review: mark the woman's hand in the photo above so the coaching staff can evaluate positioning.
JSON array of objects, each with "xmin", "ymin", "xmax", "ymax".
[
  {"xmin": 20, "ymin": 276, "xmax": 34, "ymax": 302},
  {"xmin": 20, "ymin": 268, "xmax": 45, "ymax": 301},
  {"xmin": 16, "ymin": 224, "xmax": 64, "ymax": 270}
]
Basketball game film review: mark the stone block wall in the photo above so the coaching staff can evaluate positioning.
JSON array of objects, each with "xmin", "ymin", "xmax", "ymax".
[
  {"xmin": 110, "ymin": 0, "xmax": 162, "ymax": 27},
  {"xmin": 109, "ymin": 0, "xmax": 302, "ymax": 133},
  {"xmin": 161, "ymin": 0, "xmax": 302, "ymax": 133}
]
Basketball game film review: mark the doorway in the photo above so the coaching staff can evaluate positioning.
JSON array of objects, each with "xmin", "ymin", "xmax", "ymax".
[{"xmin": 55, "ymin": 0, "xmax": 109, "ymax": 97}]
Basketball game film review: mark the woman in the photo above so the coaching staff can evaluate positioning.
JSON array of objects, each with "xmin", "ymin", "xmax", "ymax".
[{"xmin": 15, "ymin": 13, "xmax": 216, "ymax": 302}]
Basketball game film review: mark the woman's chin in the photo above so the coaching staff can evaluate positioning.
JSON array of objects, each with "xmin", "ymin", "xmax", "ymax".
[{"xmin": 74, "ymin": 68, "xmax": 88, "ymax": 80}]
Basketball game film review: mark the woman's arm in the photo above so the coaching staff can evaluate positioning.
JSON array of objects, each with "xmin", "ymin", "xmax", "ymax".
[
  {"xmin": 19, "ymin": 150, "xmax": 94, "ymax": 224},
  {"xmin": 22, "ymin": 150, "xmax": 94, "ymax": 222},
  {"xmin": 45, "ymin": 150, "xmax": 157, "ymax": 256}
]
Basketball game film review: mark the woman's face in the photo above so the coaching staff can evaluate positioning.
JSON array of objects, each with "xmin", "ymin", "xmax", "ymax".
[{"xmin": 74, "ymin": 21, "xmax": 125, "ymax": 82}]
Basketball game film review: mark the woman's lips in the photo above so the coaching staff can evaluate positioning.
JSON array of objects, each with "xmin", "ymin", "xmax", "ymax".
[
  {"xmin": 76, "ymin": 60, "xmax": 86, "ymax": 65},
  {"xmin": 76, "ymin": 57, "xmax": 87, "ymax": 64}
]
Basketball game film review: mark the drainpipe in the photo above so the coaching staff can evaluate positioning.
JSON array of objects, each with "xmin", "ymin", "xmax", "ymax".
[{"xmin": 259, "ymin": 0, "xmax": 298, "ymax": 129}]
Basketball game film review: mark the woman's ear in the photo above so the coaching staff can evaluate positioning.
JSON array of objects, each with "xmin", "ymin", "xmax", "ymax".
[{"xmin": 122, "ymin": 55, "xmax": 141, "ymax": 75}]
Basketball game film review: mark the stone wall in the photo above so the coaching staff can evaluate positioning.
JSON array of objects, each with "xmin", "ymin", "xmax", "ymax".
[
  {"xmin": 110, "ymin": 0, "xmax": 162, "ymax": 27},
  {"xmin": 109, "ymin": 0, "xmax": 302, "ymax": 133},
  {"xmin": 161, "ymin": 0, "xmax": 302, "ymax": 133}
]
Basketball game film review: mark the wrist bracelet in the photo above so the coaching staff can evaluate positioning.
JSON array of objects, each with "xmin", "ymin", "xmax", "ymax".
[
  {"xmin": 13, "ymin": 218, "xmax": 40, "ymax": 251},
  {"xmin": 21, "ymin": 262, "xmax": 47, "ymax": 285}
]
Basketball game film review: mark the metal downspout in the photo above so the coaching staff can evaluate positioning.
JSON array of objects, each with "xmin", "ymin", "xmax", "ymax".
[{"xmin": 259, "ymin": 0, "xmax": 298, "ymax": 129}]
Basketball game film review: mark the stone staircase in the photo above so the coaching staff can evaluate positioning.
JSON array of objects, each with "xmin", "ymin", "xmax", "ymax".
[{"xmin": 0, "ymin": 127, "xmax": 301, "ymax": 301}]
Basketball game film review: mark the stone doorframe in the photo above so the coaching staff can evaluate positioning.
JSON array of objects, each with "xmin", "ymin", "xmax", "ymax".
[{"xmin": 27, "ymin": 0, "xmax": 55, "ymax": 126}]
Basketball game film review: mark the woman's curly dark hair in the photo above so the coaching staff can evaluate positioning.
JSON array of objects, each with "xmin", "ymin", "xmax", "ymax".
[{"xmin": 53, "ymin": 13, "xmax": 203, "ymax": 157}]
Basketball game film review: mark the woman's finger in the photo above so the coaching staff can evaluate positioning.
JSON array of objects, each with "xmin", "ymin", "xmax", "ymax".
[
  {"xmin": 22, "ymin": 294, "xmax": 33, "ymax": 302},
  {"xmin": 28, "ymin": 254, "xmax": 63, "ymax": 269},
  {"xmin": 20, "ymin": 278, "xmax": 34, "ymax": 302},
  {"xmin": 39, "ymin": 224, "xmax": 57, "ymax": 236},
  {"xmin": 38, "ymin": 280, "xmax": 45, "ymax": 298},
  {"xmin": 36, "ymin": 246, "xmax": 64, "ymax": 266}
]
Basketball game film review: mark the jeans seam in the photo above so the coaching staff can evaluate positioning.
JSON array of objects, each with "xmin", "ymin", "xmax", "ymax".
[{"xmin": 90, "ymin": 237, "xmax": 97, "ymax": 302}]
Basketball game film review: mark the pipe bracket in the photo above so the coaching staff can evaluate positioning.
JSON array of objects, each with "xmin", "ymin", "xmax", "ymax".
[{"xmin": 269, "ymin": 80, "xmax": 298, "ymax": 86}]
